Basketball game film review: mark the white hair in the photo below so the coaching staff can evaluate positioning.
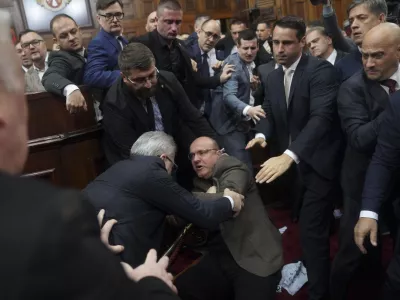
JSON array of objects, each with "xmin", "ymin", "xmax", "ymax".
[{"xmin": 130, "ymin": 131, "xmax": 177, "ymax": 158}]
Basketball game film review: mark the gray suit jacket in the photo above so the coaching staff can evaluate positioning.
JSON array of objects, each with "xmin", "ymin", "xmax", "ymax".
[
  {"xmin": 209, "ymin": 53, "xmax": 253, "ymax": 135},
  {"xmin": 25, "ymin": 67, "xmax": 46, "ymax": 94},
  {"xmin": 193, "ymin": 155, "xmax": 284, "ymax": 277}
]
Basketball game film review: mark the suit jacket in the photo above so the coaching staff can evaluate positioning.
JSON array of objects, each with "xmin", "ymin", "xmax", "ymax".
[
  {"xmin": 102, "ymin": 70, "xmax": 215, "ymax": 165},
  {"xmin": 334, "ymin": 49, "xmax": 347, "ymax": 65},
  {"xmin": 362, "ymin": 91, "xmax": 400, "ymax": 213},
  {"xmin": 24, "ymin": 67, "xmax": 46, "ymax": 93},
  {"xmin": 131, "ymin": 30, "xmax": 221, "ymax": 109},
  {"xmin": 0, "ymin": 171, "xmax": 180, "ymax": 300},
  {"xmin": 83, "ymin": 156, "xmax": 233, "ymax": 268},
  {"xmin": 254, "ymin": 60, "xmax": 278, "ymax": 105},
  {"xmin": 215, "ymin": 35, "xmax": 235, "ymax": 59},
  {"xmin": 257, "ymin": 55, "xmax": 342, "ymax": 180},
  {"xmin": 83, "ymin": 29, "xmax": 128, "ymax": 88},
  {"xmin": 255, "ymin": 39, "xmax": 273, "ymax": 67},
  {"xmin": 338, "ymin": 71, "xmax": 389, "ymax": 201},
  {"xmin": 335, "ymin": 49, "xmax": 362, "ymax": 82},
  {"xmin": 42, "ymin": 49, "xmax": 86, "ymax": 96},
  {"xmin": 208, "ymin": 53, "xmax": 254, "ymax": 135},
  {"xmin": 193, "ymin": 155, "xmax": 283, "ymax": 277}
]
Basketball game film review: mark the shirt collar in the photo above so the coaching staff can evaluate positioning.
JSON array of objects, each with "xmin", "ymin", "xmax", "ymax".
[
  {"xmin": 388, "ymin": 65, "xmax": 400, "ymax": 86},
  {"xmin": 282, "ymin": 54, "xmax": 301, "ymax": 73},
  {"xmin": 157, "ymin": 30, "xmax": 175, "ymax": 48},
  {"xmin": 22, "ymin": 65, "xmax": 28, "ymax": 72},
  {"xmin": 200, "ymin": 47, "xmax": 215, "ymax": 56},
  {"xmin": 326, "ymin": 49, "xmax": 337, "ymax": 65},
  {"xmin": 77, "ymin": 47, "xmax": 86, "ymax": 58},
  {"xmin": 33, "ymin": 51, "xmax": 49, "ymax": 72}
]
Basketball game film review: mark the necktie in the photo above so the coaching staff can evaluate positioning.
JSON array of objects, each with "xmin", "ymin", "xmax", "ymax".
[
  {"xmin": 284, "ymin": 69, "xmax": 294, "ymax": 107},
  {"xmin": 380, "ymin": 78, "xmax": 397, "ymax": 94},
  {"xmin": 200, "ymin": 53, "xmax": 212, "ymax": 117},
  {"xmin": 200, "ymin": 53, "xmax": 210, "ymax": 77},
  {"xmin": 149, "ymin": 97, "xmax": 164, "ymax": 131},
  {"xmin": 116, "ymin": 36, "xmax": 125, "ymax": 51}
]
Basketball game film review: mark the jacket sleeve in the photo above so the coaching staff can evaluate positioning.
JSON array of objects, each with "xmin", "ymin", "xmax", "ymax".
[
  {"xmin": 83, "ymin": 38, "xmax": 120, "ymax": 88},
  {"xmin": 143, "ymin": 168, "xmax": 233, "ymax": 229},
  {"xmin": 255, "ymin": 72, "xmax": 274, "ymax": 140},
  {"xmin": 42, "ymin": 52, "xmax": 75, "ymax": 97},
  {"xmin": 223, "ymin": 60, "xmax": 248, "ymax": 116}
]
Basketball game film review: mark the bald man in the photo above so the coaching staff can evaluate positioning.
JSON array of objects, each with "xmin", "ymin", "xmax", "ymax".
[
  {"xmin": 145, "ymin": 11, "xmax": 157, "ymax": 32},
  {"xmin": 175, "ymin": 137, "xmax": 283, "ymax": 300},
  {"xmin": 331, "ymin": 23, "xmax": 400, "ymax": 300}
]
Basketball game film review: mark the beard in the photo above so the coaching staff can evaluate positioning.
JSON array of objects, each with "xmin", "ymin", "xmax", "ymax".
[{"xmin": 134, "ymin": 85, "xmax": 157, "ymax": 99}]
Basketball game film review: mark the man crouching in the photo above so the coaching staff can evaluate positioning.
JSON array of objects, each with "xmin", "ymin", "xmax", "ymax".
[{"xmin": 175, "ymin": 137, "xmax": 284, "ymax": 300}]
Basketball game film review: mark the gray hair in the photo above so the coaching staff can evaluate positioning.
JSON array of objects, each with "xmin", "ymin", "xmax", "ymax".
[
  {"xmin": 347, "ymin": 0, "xmax": 388, "ymax": 17},
  {"xmin": 195, "ymin": 15, "xmax": 210, "ymax": 29},
  {"xmin": 130, "ymin": 131, "xmax": 177, "ymax": 158}
]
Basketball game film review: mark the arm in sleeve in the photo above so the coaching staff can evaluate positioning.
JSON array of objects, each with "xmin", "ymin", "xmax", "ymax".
[
  {"xmin": 83, "ymin": 39, "xmax": 120, "ymax": 88},
  {"xmin": 223, "ymin": 71, "xmax": 248, "ymax": 116},
  {"xmin": 361, "ymin": 98, "xmax": 400, "ymax": 214},
  {"xmin": 41, "ymin": 53, "xmax": 75, "ymax": 97},
  {"xmin": 288, "ymin": 63, "xmax": 339, "ymax": 159},
  {"xmin": 143, "ymin": 169, "xmax": 233, "ymax": 229},
  {"xmin": 337, "ymin": 83, "xmax": 385, "ymax": 152},
  {"xmin": 254, "ymin": 74, "xmax": 274, "ymax": 141}
]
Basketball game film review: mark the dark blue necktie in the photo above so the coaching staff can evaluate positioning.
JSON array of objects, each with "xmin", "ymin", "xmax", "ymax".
[{"xmin": 200, "ymin": 53, "xmax": 212, "ymax": 117}]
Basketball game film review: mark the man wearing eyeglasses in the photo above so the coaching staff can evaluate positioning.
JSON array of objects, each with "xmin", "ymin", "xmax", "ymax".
[
  {"xmin": 19, "ymin": 30, "xmax": 48, "ymax": 93},
  {"xmin": 83, "ymin": 0, "xmax": 128, "ymax": 89},
  {"xmin": 131, "ymin": 0, "xmax": 234, "ymax": 110},
  {"xmin": 175, "ymin": 136, "xmax": 283, "ymax": 300}
]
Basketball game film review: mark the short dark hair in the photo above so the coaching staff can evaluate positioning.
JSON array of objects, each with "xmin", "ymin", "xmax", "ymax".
[
  {"xmin": 118, "ymin": 43, "xmax": 155, "ymax": 73},
  {"xmin": 273, "ymin": 16, "xmax": 306, "ymax": 41},
  {"xmin": 307, "ymin": 19, "xmax": 324, "ymax": 28},
  {"xmin": 50, "ymin": 14, "xmax": 77, "ymax": 36},
  {"xmin": 306, "ymin": 26, "xmax": 330, "ymax": 38},
  {"xmin": 237, "ymin": 29, "xmax": 257, "ymax": 45},
  {"xmin": 157, "ymin": 0, "xmax": 182, "ymax": 16},
  {"xmin": 255, "ymin": 18, "xmax": 270, "ymax": 28},
  {"xmin": 96, "ymin": 0, "xmax": 123, "ymax": 11},
  {"xmin": 347, "ymin": 0, "xmax": 388, "ymax": 17},
  {"xmin": 19, "ymin": 29, "xmax": 41, "ymax": 41},
  {"xmin": 230, "ymin": 18, "xmax": 246, "ymax": 29}
]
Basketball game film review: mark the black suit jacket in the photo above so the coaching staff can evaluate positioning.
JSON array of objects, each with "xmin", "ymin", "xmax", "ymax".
[
  {"xmin": 215, "ymin": 35, "xmax": 235, "ymax": 59},
  {"xmin": 253, "ymin": 60, "xmax": 277, "ymax": 106},
  {"xmin": 256, "ymin": 55, "xmax": 342, "ymax": 180},
  {"xmin": 335, "ymin": 49, "xmax": 362, "ymax": 82},
  {"xmin": 338, "ymin": 72, "xmax": 389, "ymax": 201},
  {"xmin": 131, "ymin": 30, "xmax": 221, "ymax": 109},
  {"xmin": 102, "ymin": 70, "xmax": 215, "ymax": 165},
  {"xmin": 42, "ymin": 50, "xmax": 86, "ymax": 96},
  {"xmin": 334, "ymin": 49, "xmax": 347, "ymax": 65},
  {"xmin": 255, "ymin": 39, "xmax": 273, "ymax": 67},
  {"xmin": 0, "ymin": 172, "xmax": 180, "ymax": 300},
  {"xmin": 362, "ymin": 91, "xmax": 400, "ymax": 213},
  {"xmin": 83, "ymin": 156, "xmax": 233, "ymax": 268}
]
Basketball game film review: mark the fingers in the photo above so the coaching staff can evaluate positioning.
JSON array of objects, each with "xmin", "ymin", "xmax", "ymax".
[
  {"xmin": 245, "ymin": 139, "xmax": 256, "ymax": 149},
  {"xmin": 100, "ymin": 219, "xmax": 117, "ymax": 244},
  {"xmin": 145, "ymin": 248, "xmax": 158, "ymax": 264},
  {"xmin": 158, "ymin": 254, "xmax": 170, "ymax": 269},
  {"xmin": 97, "ymin": 209, "xmax": 105, "ymax": 227},
  {"xmin": 261, "ymin": 141, "xmax": 267, "ymax": 148},
  {"xmin": 354, "ymin": 232, "xmax": 367, "ymax": 254},
  {"xmin": 370, "ymin": 225, "xmax": 378, "ymax": 247},
  {"xmin": 109, "ymin": 244, "xmax": 125, "ymax": 254}
]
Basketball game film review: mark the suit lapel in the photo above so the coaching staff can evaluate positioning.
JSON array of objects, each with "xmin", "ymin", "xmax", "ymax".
[
  {"xmin": 365, "ymin": 74, "xmax": 389, "ymax": 109},
  {"xmin": 101, "ymin": 29, "xmax": 120, "ymax": 51},
  {"xmin": 287, "ymin": 55, "xmax": 307, "ymax": 106}
]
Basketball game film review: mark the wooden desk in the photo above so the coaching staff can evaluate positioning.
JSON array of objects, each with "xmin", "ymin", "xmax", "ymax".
[{"xmin": 23, "ymin": 88, "xmax": 105, "ymax": 189}]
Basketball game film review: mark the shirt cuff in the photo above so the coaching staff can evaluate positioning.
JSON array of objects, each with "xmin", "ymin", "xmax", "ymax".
[
  {"xmin": 63, "ymin": 84, "xmax": 80, "ymax": 97},
  {"xmin": 360, "ymin": 210, "xmax": 379, "ymax": 221},
  {"xmin": 224, "ymin": 196, "xmax": 234, "ymax": 210},
  {"xmin": 284, "ymin": 149, "xmax": 300, "ymax": 164},
  {"xmin": 243, "ymin": 105, "xmax": 251, "ymax": 116},
  {"xmin": 255, "ymin": 133, "xmax": 266, "ymax": 140}
]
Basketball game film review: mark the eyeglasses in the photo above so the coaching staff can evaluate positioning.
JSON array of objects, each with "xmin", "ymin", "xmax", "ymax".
[
  {"xmin": 166, "ymin": 156, "xmax": 179, "ymax": 172},
  {"xmin": 202, "ymin": 30, "xmax": 221, "ymax": 41},
  {"xmin": 125, "ymin": 68, "xmax": 159, "ymax": 86},
  {"xmin": 188, "ymin": 149, "xmax": 219, "ymax": 161},
  {"xmin": 21, "ymin": 39, "xmax": 43, "ymax": 49},
  {"xmin": 98, "ymin": 12, "xmax": 124, "ymax": 21}
]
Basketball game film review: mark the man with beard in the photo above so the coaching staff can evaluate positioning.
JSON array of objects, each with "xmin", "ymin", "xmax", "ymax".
[
  {"xmin": 42, "ymin": 14, "xmax": 87, "ymax": 114},
  {"xmin": 101, "ymin": 42, "xmax": 215, "ymax": 166}
]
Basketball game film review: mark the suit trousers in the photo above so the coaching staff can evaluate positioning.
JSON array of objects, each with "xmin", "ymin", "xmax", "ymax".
[
  {"xmin": 174, "ymin": 244, "xmax": 280, "ymax": 300},
  {"xmin": 298, "ymin": 165, "xmax": 335, "ymax": 300},
  {"xmin": 217, "ymin": 130, "xmax": 254, "ymax": 176},
  {"xmin": 383, "ymin": 224, "xmax": 400, "ymax": 300}
]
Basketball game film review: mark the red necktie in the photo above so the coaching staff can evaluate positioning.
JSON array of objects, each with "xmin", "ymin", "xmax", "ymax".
[{"xmin": 380, "ymin": 79, "xmax": 397, "ymax": 94}]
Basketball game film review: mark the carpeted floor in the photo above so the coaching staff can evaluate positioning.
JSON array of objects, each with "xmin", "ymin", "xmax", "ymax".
[{"xmin": 171, "ymin": 208, "xmax": 394, "ymax": 300}]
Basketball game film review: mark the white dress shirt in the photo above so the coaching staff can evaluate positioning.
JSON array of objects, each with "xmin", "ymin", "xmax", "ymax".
[
  {"xmin": 326, "ymin": 49, "xmax": 337, "ymax": 66},
  {"xmin": 200, "ymin": 48, "xmax": 217, "ymax": 76},
  {"xmin": 33, "ymin": 52, "xmax": 49, "ymax": 80},
  {"xmin": 255, "ymin": 55, "xmax": 302, "ymax": 164},
  {"xmin": 360, "ymin": 65, "xmax": 400, "ymax": 221}
]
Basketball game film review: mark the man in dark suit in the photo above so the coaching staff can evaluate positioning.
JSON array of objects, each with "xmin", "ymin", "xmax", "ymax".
[
  {"xmin": 84, "ymin": 131, "xmax": 244, "ymax": 268},
  {"xmin": 84, "ymin": 0, "xmax": 128, "ymax": 88},
  {"xmin": 306, "ymin": 26, "xmax": 347, "ymax": 65},
  {"xmin": 215, "ymin": 19, "xmax": 247, "ymax": 59},
  {"xmin": 131, "ymin": 0, "xmax": 232, "ymax": 109},
  {"xmin": 175, "ymin": 137, "xmax": 283, "ymax": 300},
  {"xmin": 355, "ymin": 91, "xmax": 400, "ymax": 300},
  {"xmin": 0, "ymin": 13, "xmax": 180, "ymax": 299},
  {"xmin": 247, "ymin": 16, "xmax": 342, "ymax": 300},
  {"xmin": 331, "ymin": 22, "xmax": 400, "ymax": 300},
  {"xmin": 254, "ymin": 19, "xmax": 273, "ymax": 67},
  {"xmin": 102, "ymin": 42, "xmax": 215, "ymax": 166},
  {"xmin": 42, "ymin": 14, "xmax": 87, "ymax": 114},
  {"xmin": 184, "ymin": 14, "xmax": 210, "ymax": 48},
  {"xmin": 322, "ymin": 0, "xmax": 387, "ymax": 81}
]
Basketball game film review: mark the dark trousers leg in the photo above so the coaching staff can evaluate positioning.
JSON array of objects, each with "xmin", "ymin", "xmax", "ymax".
[
  {"xmin": 218, "ymin": 131, "xmax": 253, "ymax": 176},
  {"xmin": 383, "ymin": 225, "xmax": 400, "ymax": 300},
  {"xmin": 299, "ymin": 172, "xmax": 334, "ymax": 300}
]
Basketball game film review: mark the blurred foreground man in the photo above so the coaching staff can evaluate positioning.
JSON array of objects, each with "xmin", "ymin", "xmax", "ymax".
[
  {"xmin": 175, "ymin": 137, "xmax": 283, "ymax": 300},
  {"xmin": 0, "ymin": 10, "xmax": 180, "ymax": 300}
]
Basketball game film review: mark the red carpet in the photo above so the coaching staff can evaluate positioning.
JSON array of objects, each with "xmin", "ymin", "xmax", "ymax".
[{"xmin": 171, "ymin": 208, "xmax": 394, "ymax": 300}]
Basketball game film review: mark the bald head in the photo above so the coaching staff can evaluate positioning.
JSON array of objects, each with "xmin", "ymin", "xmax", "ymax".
[
  {"xmin": 190, "ymin": 137, "xmax": 221, "ymax": 179},
  {"xmin": 0, "ymin": 10, "xmax": 28, "ymax": 174},
  {"xmin": 191, "ymin": 137, "xmax": 219, "ymax": 150},
  {"xmin": 362, "ymin": 22, "xmax": 400, "ymax": 81},
  {"xmin": 198, "ymin": 19, "xmax": 222, "ymax": 52}
]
